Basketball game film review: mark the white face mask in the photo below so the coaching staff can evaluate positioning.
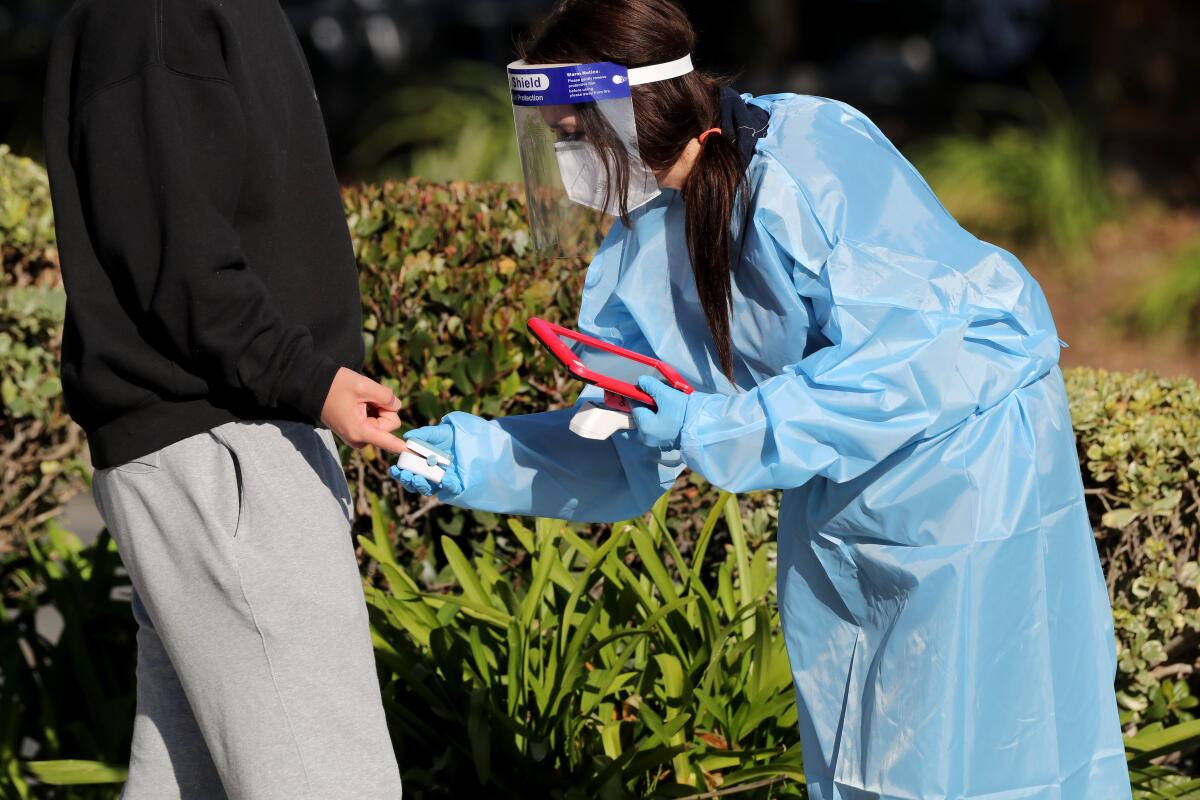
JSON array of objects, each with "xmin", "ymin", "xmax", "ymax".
[{"xmin": 554, "ymin": 141, "xmax": 661, "ymax": 216}]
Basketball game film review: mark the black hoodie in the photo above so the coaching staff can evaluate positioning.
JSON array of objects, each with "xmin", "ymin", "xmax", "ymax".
[{"xmin": 43, "ymin": 0, "xmax": 364, "ymax": 469}]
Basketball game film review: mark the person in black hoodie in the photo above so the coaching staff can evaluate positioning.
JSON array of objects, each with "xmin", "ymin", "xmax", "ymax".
[{"xmin": 43, "ymin": 0, "xmax": 405, "ymax": 796}]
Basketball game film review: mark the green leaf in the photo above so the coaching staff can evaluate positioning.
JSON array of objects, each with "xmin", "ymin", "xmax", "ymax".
[
  {"xmin": 519, "ymin": 530, "xmax": 560, "ymax": 631},
  {"xmin": 25, "ymin": 760, "xmax": 128, "ymax": 785},
  {"xmin": 690, "ymin": 493, "xmax": 730, "ymax": 576},
  {"xmin": 601, "ymin": 720, "xmax": 624, "ymax": 760},
  {"xmin": 508, "ymin": 518, "xmax": 536, "ymax": 552},
  {"xmin": 631, "ymin": 526, "xmax": 681, "ymax": 605},
  {"xmin": 410, "ymin": 224, "xmax": 436, "ymax": 250},
  {"xmin": 1102, "ymin": 507, "xmax": 1140, "ymax": 529},
  {"xmin": 715, "ymin": 752, "xmax": 806, "ymax": 790},
  {"xmin": 418, "ymin": 592, "xmax": 510, "ymax": 627},
  {"xmin": 1126, "ymin": 718, "xmax": 1200, "ymax": 762},
  {"xmin": 723, "ymin": 495, "xmax": 756, "ymax": 641},
  {"xmin": 442, "ymin": 536, "xmax": 497, "ymax": 611}
]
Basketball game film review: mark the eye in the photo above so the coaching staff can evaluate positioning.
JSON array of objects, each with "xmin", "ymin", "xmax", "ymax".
[{"xmin": 556, "ymin": 130, "xmax": 588, "ymax": 143}]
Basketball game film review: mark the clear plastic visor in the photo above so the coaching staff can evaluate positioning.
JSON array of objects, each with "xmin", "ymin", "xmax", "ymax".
[{"xmin": 509, "ymin": 60, "xmax": 661, "ymax": 256}]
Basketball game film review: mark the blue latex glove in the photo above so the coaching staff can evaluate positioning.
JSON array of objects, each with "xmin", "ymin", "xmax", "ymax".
[
  {"xmin": 631, "ymin": 376, "xmax": 693, "ymax": 450},
  {"xmin": 389, "ymin": 424, "xmax": 464, "ymax": 498}
]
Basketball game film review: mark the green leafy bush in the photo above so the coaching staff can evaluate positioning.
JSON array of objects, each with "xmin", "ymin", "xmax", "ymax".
[
  {"xmin": 12, "ymin": 489, "xmax": 1200, "ymax": 798},
  {"xmin": 364, "ymin": 492, "xmax": 803, "ymax": 799},
  {"xmin": 340, "ymin": 178, "xmax": 600, "ymax": 535},
  {"xmin": 0, "ymin": 146, "xmax": 87, "ymax": 549},
  {"xmin": 1067, "ymin": 368, "xmax": 1200, "ymax": 733},
  {"xmin": 0, "ymin": 145, "xmax": 54, "ymax": 260},
  {"xmin": 0, "ymin": 524, "xmax": 136, "ymax": 799}
]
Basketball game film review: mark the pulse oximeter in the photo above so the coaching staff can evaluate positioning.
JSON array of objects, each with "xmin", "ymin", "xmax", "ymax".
[{"xmin": 389, "ymin": 440, "xmax": 454, "ymax": 486}]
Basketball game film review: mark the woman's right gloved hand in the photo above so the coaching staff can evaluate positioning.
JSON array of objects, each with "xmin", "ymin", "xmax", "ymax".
[{"xmin": 392, "ymin": 423, "xmax": 464, "ymax": 498}]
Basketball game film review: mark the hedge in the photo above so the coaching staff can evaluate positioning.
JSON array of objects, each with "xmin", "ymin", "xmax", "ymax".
[
  {"xmin": 2, "ymin": 146, "xmax": 1200, "ymax": 793},
  {"xmin": 1071, "ymin": 369, "xmax": 1200, "ymax": 726},
  {"xmin": 0, "ymin": 145, "xmax": 87, "ymax": 551},
  {"xmin": 339, "ymin": 179, "xmax": 596, "ymax": 530}
]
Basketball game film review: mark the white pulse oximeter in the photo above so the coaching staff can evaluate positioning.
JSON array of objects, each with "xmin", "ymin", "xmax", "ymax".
[{"xmin": 389, "ymin": 440, "xmax": 454, "ymax": 485}]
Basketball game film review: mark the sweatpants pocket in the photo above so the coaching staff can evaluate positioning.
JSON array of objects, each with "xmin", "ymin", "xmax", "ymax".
[
  {"xmin": 314, "ymin": 427, "xmax": 354, "ymax": 523},
  {"xmin": 207, "ymin": 429, "xmax": 247, "ymax": 540},
  {"xmin": 110, "ymin": 449, "xmax": 163, "ymax": 475}
]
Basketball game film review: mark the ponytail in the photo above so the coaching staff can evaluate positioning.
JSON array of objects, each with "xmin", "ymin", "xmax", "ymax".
[{"xmin": 683, "ymin": 127, "xmax": 749, "ymax": 380}]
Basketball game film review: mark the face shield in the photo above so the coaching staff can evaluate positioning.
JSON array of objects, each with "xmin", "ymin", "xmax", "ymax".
[{"xmin": 508, "ymin": 55, "xmax": 694, "ymax": 255}]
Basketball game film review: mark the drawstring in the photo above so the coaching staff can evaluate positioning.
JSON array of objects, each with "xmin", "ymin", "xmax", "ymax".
[{"xmin": 698, "ymin": 127, "xmax": 722, "ymax": 144}]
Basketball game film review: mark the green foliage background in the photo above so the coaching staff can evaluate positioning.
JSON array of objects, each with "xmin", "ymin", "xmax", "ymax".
[
  {"xmin": 3, "ymin": 148, "xmax": 1200, "ymax": 795},
  {"xmin": 0, "ymin": 145, "xmax": 85, "ymax": 547}
]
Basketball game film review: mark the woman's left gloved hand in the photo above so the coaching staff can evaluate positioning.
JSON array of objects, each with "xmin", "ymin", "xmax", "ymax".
[
  {"xmin": 391, "ymin": 423, "xmax": 464, "ymax": 498},
  {"xmin": 632, "ymin": 376, "xmax": 695, "ymax": 450}
]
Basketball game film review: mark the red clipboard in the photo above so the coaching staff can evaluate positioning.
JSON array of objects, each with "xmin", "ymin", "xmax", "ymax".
[{"xmin": 527, "ymin": 317, "xmax": 694, "ymax": 412}]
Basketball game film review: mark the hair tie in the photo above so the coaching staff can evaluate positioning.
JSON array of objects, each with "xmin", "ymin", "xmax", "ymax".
[{"xmin": 698, "ymin": 127, "xmax": 723, "ymax": 144}]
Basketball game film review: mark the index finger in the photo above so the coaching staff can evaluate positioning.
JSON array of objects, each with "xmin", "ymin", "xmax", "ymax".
[{"xmin": 359, "ymin": 425, "xmax": 409, "ymax": 456}]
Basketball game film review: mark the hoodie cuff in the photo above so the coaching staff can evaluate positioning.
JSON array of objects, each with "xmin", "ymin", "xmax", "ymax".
[{"xmin": 278, "ymin": 353, "xmax": 342, "ymax": 422}]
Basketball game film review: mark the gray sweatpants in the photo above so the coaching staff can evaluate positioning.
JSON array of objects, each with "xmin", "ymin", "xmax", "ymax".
[{"xmin": 92, "ymin": 420, "xmax": 403, "ymax": 799}]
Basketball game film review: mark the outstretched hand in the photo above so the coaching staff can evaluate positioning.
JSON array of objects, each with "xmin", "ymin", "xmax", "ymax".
[{"xmin": 320, "ymin": 367, "xmax": 407, "ymax": 455}]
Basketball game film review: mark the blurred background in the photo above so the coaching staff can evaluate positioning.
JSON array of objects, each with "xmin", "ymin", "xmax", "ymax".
[{"xmin": 2, "ymin": 0, "xmax": 1198, "ymax": 378}]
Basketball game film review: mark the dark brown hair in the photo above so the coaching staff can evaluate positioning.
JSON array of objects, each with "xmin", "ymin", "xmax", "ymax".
[{"xmin": 520, "ymin": 0, "xmax": 749, "ymax": 379}]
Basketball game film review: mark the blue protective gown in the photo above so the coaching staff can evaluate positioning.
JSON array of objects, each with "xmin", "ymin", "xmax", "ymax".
[{"xmin": 438, "ymin": 94, "xmax": 1131, "ymax": 798}]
